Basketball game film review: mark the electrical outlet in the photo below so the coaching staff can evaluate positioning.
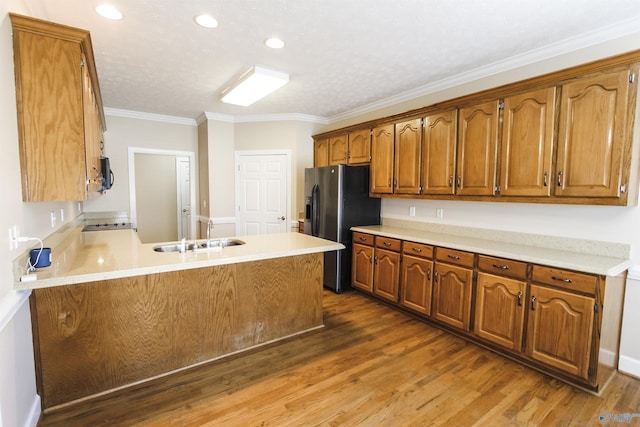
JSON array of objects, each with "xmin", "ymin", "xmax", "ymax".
[
  {"xmin": 60, "ymin": 208, "xmax": 65, "ymax": 222},
  {"xmin": 50, "ymin": 211, "xmax": 57, "ymax": 228},
  {"xmin": 436, "ymin": 208, "xmax": 444, "ymax": 219},
  {"xmin": 409, "ymin": 206, "xmax": 416, "ymax": 217},
  {"xmin": 8, "ymin": 225, "xmax": 19, "ymax": 251}
]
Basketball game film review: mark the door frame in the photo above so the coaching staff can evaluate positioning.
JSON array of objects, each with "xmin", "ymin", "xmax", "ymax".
[
  {"xmin": 234, "ymin": 150, "xmax": 292, "ymax": 235},
  {"xmin": 128, "ymin": 147, "xmax": 197, "ymax": 240}
]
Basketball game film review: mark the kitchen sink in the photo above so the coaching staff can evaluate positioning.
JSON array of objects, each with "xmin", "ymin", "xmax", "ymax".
[{"xmin": 153, "ymin": 239, "xmax": 245, "ymax": 252}]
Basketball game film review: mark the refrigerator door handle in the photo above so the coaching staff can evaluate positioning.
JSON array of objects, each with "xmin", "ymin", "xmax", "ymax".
[{"xmin": 311, "ymin": 184, "xmax": 320, "ymax": 236}]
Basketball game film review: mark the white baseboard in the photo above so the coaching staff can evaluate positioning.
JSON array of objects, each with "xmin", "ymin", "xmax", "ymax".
[{"xmin": 619, "ymin": 355, "xmax": 640, "ymax": 379}]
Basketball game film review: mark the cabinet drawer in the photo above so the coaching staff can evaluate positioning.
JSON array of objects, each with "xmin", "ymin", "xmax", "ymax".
[
  {"xmin": 375, "ymin": 236, "xmax": 401, "ymax": 252},
  {"xmin": 532, "ymin": 266, "xmax": 597, "ymax": 295},
  {"xmin": 436, "ymin": 247, "xmax": 475, "ymax": 268},
  {"xmin": 477, "ymin": 255, "xmax": 528, "ymax": 280},
  {"xmin": 353, "ymin": 232, "xmax": 374, "ymax": 246},
  {"xmin": 402, "ymin": 241, "xmax": 434, "ymax": 259}
]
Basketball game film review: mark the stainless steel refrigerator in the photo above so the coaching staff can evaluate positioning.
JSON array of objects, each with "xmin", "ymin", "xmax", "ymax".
[{"xmin": 304, "ymin": 164, "xmax": 381, "ymax": 293}]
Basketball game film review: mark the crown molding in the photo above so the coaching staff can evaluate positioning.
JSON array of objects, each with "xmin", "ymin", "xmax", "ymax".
[
  {"xmin": 104, "ymin": 108, "xmax": 198, "ymax": 126},
  {"xmin": 328, "ymin": 15, "xmax": 640, "ymax": 124}
]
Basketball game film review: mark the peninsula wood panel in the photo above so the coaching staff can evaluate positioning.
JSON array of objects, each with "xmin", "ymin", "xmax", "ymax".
[
  {"xmin": 500, "ymin": 87, "xmax": 556, "ymax": 197},
  {"xmin": 30, "ymin": 253, "xmax": 323, "ymax": 409}
]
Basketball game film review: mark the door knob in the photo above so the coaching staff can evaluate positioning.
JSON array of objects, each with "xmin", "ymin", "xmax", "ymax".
[{"xmin": 278, "ymin": 216, "xmax": 285, "ymax": 221}]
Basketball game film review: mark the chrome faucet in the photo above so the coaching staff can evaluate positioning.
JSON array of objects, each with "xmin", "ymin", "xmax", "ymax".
[{"xmin": 206, "ymin": 218, "xmax": 214, "ymax": 247}]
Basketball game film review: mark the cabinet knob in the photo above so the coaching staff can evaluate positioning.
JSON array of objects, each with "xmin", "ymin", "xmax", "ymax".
[
  {"xmin": 557, "ymin": 171, "xmax": 564, "ymax": 187},
  {"xmin": 531, "ymin": 295, "xmax": 537, "ymax": 310},
  {"xmin": 551, "ymin": 276, "xmax": 572, "ymax": 284}
]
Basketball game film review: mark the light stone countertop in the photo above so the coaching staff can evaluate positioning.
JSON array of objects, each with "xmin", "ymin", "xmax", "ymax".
[
  {"xmin": 14, "ymin": 228, "xmax": 344, "ymax": 290},
  {"xmin": 351, "ymin": 224, "xmax": 631, "ymax": 277}
]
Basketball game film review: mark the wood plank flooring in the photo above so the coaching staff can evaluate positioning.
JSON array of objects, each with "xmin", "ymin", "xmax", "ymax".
[{"xmin": 39, "ymin": 290, "xmax": 640, "ymax": 426}]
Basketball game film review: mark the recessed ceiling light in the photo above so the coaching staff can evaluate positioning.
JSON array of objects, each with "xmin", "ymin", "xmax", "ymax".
[
  {"xmin": 265, "ymin": 38, "xmax": 285, "ymax": 49},
  {"xmin": 95, "ymin": 4, "xmax": 123, "ymax": 20},
  {"xmin": 195, "ymin": 14, "xmax": 218, "ymax": 28}
]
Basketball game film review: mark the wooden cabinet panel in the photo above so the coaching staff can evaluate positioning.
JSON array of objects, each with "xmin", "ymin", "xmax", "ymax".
[
  {"xmin": 394, "ymin": 118, "xmax": 422, "ymax": 194},
  {"xmin": 314, "ymin": 138, "xmax": 329, "ymax": 167},
  {"xmin": 371, "ymin": 124, "xmax": 395, "ymax": 194},
  {"xmin": 475, "ymin": 273, "xmax": 526, "ymax": 351},
  {"xmin": 402, "ymin": 241, "xmax": 433, "ymax": 259},
  {"xmin": 82, "ymin": 52, "xmax": 103, "ymax": 195},
  {"xmin": 436, "ymin": 247, "xmax": 475, "ymax": 268},
  {"xmin": 329, "ymin": 134, "xmax": 348, "ymax": 165},
  {"xmin": 352, "ymin": 243, "xmax": 374, "ymax": 292},
  {"xmin": 353, "ymin": 232, "xmax": 374, "ymax": 246},
  {"xmin": 348, "ymin": 129, "xmax": 371, "ymax": 164},
  {"xmin": 432, "ymin": 262, "xmax": 473, "ymax": 331},
  {"xmin": 422, "ymin": 109, "xmax": 457, "ymax": 195},
  {"xmin": 477, "ymin": 255, "xmax": 528, "ymax": 280},
  {"xmin": 457, "ymin": 100, "xmax": 500, "ymax": 196},
  {"xmin": 500, "ymin": 87, "xmax": 556, "ymax": 197},
  {"xmin": 531, "ymin": 266, "xmax": 597, "ymax": 295},
  {"xmin": 526, "ymin": 284, "xmax": 595, "ymax": 380},
  {"xmin": 556, "ymin": 69, "xmax": 630, "ymax": 198},
  {"xmin": 401, "ymin": 255, "xmax": 433, "ymax": 315},
  {"xmin": 375, "ymin": 236, "xmax": 401, "ymax": 252},
  {"xmin": 373, "ymin": 248, "xmax": 401, "ymax": 302}
]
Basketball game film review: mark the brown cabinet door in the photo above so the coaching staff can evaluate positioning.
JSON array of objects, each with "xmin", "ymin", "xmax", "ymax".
[
  {"xmin": 352, "ymin": 243, "xmax": 374, "ymax": 293},
  {"xmin": 373, "ymin": 248, "xmax": 401, "ymax": 302},
  {"xmin": 14, "ymin": 29, "xmax": 86, "ymax": 201},
  {"xmin": 314, "ymin": 138, "xmax": 329, "ymax": 167},
  {"xmin": 82, "ymin": 52, "xmax": 102, "ymax": 195},
  {"xmin": 394, "ymin": 118, "xmax": 422, "ymax": 194},
  {"xmin": 432, "ymin": 262, "xmax": 473, "ymax": 331},
  {"xmin": 328, "ymin": 134, "xmax": 348, "ymax": 165},
  {"xmin": 457, "ymin": 100, "xmax": 500, "ymax": 196},
  {"xmin": 401, "ymin": 255, "xmax": 433, "ymax": 315},
  {"xmin": 348, "ymin": 129, "xmax": 371, "ymax": 164},
  {"xmin": 474, "ymin": 273, "xmax": 526, "ymax": 351},
  {"xmin": 556, "ymin": 69, "xmax": 630, "ymax": 198},
  {"xmin": 371, "ymin": 124, "xmax": 395, "ymax": 194},
  {"xmin": 526, "ymin": 284, "xmax": 595, "ymax": 380},
  {"xmin": 500, "ymin": 87, "xmax": 556, "ymax": 197},
  {"xmin": 422, "ymin": 109, "xmax": 457, "ymax": 195}
]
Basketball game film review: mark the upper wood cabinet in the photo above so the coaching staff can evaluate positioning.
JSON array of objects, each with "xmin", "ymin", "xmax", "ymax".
[
  {"xmin": 422, "ymin": 109, "xmax": 457, "ymax": 195},
  {"xmin": 371, "ymin": 124, "xmax": 395, "ymax": 194},
  {"xmin": 314, "ymin": 138, "xmax": 329, "ymax": 167},
  {"xmin": 11, "ymin": 14, "xmax": 105, "ymax": 202},
  {"xmin": 328, "ymin": 134, "xmax": 348, "ymax": 165},
  {"xmin": 555, "ymin": 69, "xmax": 631, "ymax": 198},
  {"xmin": 347, "ymin": 129, "xmax": 371, "ymax": 164},
  {"xmin": 500, "ymin": 87, "xmax": 556, "ymax": 197},
  {"xmin": 456, "ymin": 100, "xmax": 500, "ymax": 196},
  {"xmin": 394, "ymin": 118, "xmax": 422, "ymax": 194}
]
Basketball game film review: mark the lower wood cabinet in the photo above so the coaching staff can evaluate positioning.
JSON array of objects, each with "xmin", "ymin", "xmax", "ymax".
[
  {"xmin": 474, "ymin": 272, "xmax": 526, "ymax": 351},
  {"xmin": 351, "ymin": 231, "xmax": 625, "ymax": 392}
]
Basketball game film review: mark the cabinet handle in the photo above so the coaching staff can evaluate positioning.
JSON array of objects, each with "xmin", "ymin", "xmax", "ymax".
[
  {"xmin": 412, "ymin": 247, "xmax": 422, "ymax": 253},
  {"xmin": 531, "ymin": 295, "xmax": 537, "ymax": 310},
  {"xmin": 427, "ymin": 269, "xmax": 431, "ymax": 281},
  {"xmin": 434, "ymin": 270, "xmax": 439, "ymax": 282},
  {"xmin": 374, "ymin": 256, "xmax": 378, "ymax": 264},
  {"xmin": 448, "ymin": 254, "xmax": 460, "ymax": 260},
  {"xmin": 393, "ymin": 178, "xmax": 397, "ymax": 188},
  {"xmin": 388, "ymin": 178, "xmax": 391, "ymax": 187},
  {"xmin": 543, "ymin": 172, "xmax": 548, "ymax": 187},
  {"xmin": 383, "ymin": 242, "xmax": 392, "ymax": 247},
  {"xmin": 492, "ymin": 264, "xmax": 509, "ymax": 270},
  {"xmin": 359, "ymin": 236, "xmax": 368, "ymax": 242},
  {"xmin": 551, "ymin": 276, "xmax": 573, "ymax": 284},
  {"xmin": 557, "ymin": 171, "xmax": 564, "ymax": 187},
  {"xmin": 449, "ymin": 176, "xmax": 453, "ymax": 187},
  {"xmin": 517, "ymin": 291, "xmax": 523, "ymax": 307},
  {"xmin": 456, "ymin": 176, "xmax": 462, "ymax": 188},
  {"xmin": 369, "ymin": 255, "xmax": 373, "ymax": 263}
]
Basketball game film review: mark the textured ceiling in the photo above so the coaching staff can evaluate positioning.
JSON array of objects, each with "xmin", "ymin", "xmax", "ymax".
[{"xmin": 26, "ymin": 0, "xmax": 640, "ymax": 121}]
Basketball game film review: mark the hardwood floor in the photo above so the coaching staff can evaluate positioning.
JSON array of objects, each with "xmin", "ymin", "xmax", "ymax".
[{"xmin": 39, "ymin": 290, "xmax": 640, "ymax": 426}]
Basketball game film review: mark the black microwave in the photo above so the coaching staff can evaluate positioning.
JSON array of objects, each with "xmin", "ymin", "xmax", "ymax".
[{"xmin": 100, "ymin": 157, "xmax": 114, "ymax": 192}]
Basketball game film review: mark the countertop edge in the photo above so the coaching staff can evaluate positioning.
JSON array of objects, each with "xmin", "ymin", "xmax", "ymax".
[{"xmin": 351, "ymin": 226, "xmax": 630, "ymax": 277}]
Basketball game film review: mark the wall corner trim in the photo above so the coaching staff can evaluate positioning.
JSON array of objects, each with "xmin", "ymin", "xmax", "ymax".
[{"xmin": 0, "ymin": 290, "xmax": 31, "ymax": 333}]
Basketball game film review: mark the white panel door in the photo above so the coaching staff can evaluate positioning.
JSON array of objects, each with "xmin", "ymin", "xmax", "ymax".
[
  {"xmin": 236, "ymin": 153, "xmax": 288, "ymax": 235},
  {"xmin": 176, "ymin": 157, "xmax": 191, "ymax": 240}
]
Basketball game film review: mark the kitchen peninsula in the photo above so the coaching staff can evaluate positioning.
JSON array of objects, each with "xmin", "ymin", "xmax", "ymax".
[{"xmin": 15, "ymin": 224, "xmax": 343, "ymax": 409}]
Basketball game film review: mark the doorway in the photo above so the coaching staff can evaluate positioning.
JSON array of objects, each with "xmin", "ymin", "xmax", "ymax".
[
  {"xmin": 235, "ymin": 151, "xmax": 291, "ymax": 236},
  {"xmin": 128, "ymin": 148, "xmax": 196, "ymax": 244}
]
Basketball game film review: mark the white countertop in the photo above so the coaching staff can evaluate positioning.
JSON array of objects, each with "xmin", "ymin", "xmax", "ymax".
[
  {"xmin": 351, "ymin": 225, "xmax": 631, "ymax": 276},
  {"xmin": 14, "ymin": 229, "xmax": 344, "ymax": 290}
]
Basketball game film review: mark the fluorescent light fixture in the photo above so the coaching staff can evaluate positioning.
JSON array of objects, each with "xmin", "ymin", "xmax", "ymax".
[
  {"xmin": 96, "ymin": 4, "xmax": 123, "ymax": 20},
  {"xmin": 195, "ymin": 14, "xmax": 218, "ymax": 28},
  {"xmin": 221, "ymin": 66, "xmax": 289, "ymax": 106}
]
